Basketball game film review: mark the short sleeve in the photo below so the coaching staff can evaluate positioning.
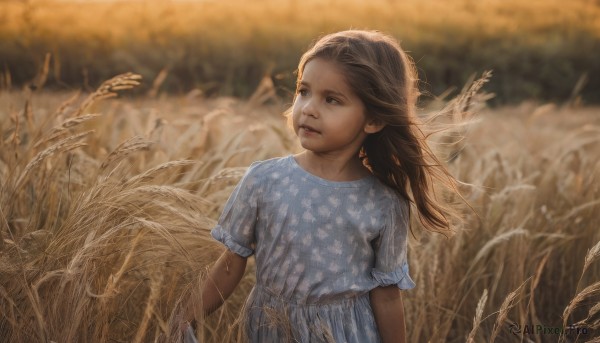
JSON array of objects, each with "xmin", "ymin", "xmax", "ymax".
[
  {"xmin": 371, "ymin": 198, "xmax": 416, "ymax": 290},
  {"xmin": 210, "ymin": 162, "xmax": 261, "ymax": 258}
]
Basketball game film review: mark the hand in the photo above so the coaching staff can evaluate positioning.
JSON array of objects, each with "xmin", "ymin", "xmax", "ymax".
[
  {"xmin": 179, "ymin": 319, "xmax": 190, "ymax": 334},
  {"xmin": 171, "ymin": 313, "xmax": 197, "ymax": 341},
  {"xmin": 182, "ymin": 322, "xmax": 198, "ymax": 343}
]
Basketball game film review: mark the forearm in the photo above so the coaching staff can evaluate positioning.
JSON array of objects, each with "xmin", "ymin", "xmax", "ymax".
[
  {"xmin": 178, "ymin": 250, "xmax": 247, "ymax": 340},
  {"xmin": 370, "ymin": 286, "xmax": 407, "ymax": 343},
  {"xmin": 202, "ymin": 249, "xmax": 247, "ymax": 315},
  {"xmin": 184, "ymin": 249, "xmax": 247, "ymax": 324}
]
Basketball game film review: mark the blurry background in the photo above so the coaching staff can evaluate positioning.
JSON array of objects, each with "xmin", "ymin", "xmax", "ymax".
[{"xmin": 1, "ymin": 0, "xmax": 599, "ymax": 104}]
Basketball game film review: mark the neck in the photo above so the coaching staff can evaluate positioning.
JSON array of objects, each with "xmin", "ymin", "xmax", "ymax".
[{"xmin": 294, "ymin": 150, "xmax": 370, "ymax": 182}]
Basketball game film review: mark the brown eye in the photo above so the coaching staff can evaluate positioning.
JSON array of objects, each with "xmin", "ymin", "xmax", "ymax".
[{"xmin": 326, "ymin": 96, "xmax": 340, "ymax": 104}]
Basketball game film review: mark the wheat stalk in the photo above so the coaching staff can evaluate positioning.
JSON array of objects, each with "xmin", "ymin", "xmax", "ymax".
[
  {"xmin": 490, "ymin": 278, "xmax": 530, "ymax": 342},
  {"xmin": 71, "ymin": 73, "xmax": 142, "ymax": 118},
  {"xmin": 100, "ymin": 136, "xmax": 152, "ymax": 171},
  {"xmin": 466, "ymin": 289, "xmax": 488, "ymax": 343},
  {"xmin": 14, "ymin": 130, "xmax": 92, "ymax": 189}
]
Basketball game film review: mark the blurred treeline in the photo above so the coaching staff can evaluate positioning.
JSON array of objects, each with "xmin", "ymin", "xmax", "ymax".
[{"xmin": 0, "ymin": 0, "xmax": 599, "ymax": 104}]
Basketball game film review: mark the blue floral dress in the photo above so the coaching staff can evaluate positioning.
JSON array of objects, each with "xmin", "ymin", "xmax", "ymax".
[{"xmin": 211, "ymin": 155, "xmax": 415, "ymax": 343}]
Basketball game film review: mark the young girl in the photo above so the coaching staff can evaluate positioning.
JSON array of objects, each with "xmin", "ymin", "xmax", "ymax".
[{"xmin": 184, "ymin": 30, "xmax": 457, "ymax": 343}]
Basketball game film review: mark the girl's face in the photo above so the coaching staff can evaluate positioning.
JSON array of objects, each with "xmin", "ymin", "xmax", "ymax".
[{"xmin": 292, "ymin": 58, "xmax": 378, "ymax": 156}]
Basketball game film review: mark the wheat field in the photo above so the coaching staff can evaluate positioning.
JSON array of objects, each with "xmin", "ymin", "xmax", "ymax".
[
  {"xmin": 2, "ymin": 0, "xmax": 599, "ymax": 102},
  {"xmin": 0, "ymin": 73, "xmax": 599, "ymax": 342}
]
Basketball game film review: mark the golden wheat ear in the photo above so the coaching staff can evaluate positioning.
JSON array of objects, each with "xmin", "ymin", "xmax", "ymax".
[{"xmin": 71, "ymin": 72, "xmax": 142, "ymax": 118}]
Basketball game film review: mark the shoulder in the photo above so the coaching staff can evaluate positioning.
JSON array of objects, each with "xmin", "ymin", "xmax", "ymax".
[
  {"xmin": 244, "ymin": 155, "xmax": 291, "ymax": 183},
  {"xmin": 371, "ymin": 178, "xmax": 410, "ymax": 215}
]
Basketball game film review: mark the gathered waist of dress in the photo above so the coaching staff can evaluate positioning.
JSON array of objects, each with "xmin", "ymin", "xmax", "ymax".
[{"xmin": 253, "ymin": 284, "xmax": 370, "ymax": 307}]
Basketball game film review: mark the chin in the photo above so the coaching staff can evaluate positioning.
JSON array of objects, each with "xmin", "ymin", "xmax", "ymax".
[
  {"xmin": 299, "ymin": 142, "xmax": 315, "ymax": 151},
  {"xmin": 298, "ymin": 137, "xmax": 319, "ymax": 148}
]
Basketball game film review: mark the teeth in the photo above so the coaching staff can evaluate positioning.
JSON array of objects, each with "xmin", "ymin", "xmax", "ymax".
[{"xmin": 301, "ymin": 125, "xmax": 317, "ymax": 133}]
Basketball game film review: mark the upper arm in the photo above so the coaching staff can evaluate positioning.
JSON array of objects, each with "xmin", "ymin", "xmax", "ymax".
[
  {"xmin": 370, "ymin": 285, "xmax": 403, "ymax": 304},
  {"xmin": 211, "ymin": 162, "xmax": 263, "ymax": 257},
  {"xmin": 222, "ymin": 249, "xmax": 248, "ymax": 271},
  {"xmin": 371, "ymin": 198, "xmax": 415, "ymax": 290},
  {"xmin": 210, "ymin": 249, "xmax": 248, "ymax": 282}
]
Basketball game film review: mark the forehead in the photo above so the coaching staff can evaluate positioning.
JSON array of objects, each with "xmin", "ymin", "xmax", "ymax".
[{"xmin": 300, "ymin": 58, "xmax": 355, "ymax": 94}]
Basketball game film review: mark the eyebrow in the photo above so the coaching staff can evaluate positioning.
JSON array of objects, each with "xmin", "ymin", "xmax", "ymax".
[{"xmin": 299, "ymin": 81, "xmax": 349, "ymax": 100}]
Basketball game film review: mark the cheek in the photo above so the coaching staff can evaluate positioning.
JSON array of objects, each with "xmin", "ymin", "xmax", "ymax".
[{"xmin": 291, "ymin": 102, "xmax": 301, "ymax": 130}]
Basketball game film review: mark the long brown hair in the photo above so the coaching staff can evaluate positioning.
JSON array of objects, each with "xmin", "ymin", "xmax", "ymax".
[{"xmin": 294, "ymin": 30, "xmax": 459, "ymax": 235}]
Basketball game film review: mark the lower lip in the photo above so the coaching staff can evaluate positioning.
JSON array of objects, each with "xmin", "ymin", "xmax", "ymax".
[{"xmin": 300, "ymin": 127, "xmax": 320, "ymax": 136}]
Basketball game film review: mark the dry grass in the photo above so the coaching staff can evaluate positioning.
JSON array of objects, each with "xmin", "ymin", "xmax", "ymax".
[{"xmin": 0, "ymin": 73, "xmax": 599, "ymax": 342}]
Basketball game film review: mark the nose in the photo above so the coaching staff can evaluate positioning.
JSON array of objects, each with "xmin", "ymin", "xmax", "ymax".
[{"xmin": 301, "ymin": 98, "xmax": 318, "ymax": 118}]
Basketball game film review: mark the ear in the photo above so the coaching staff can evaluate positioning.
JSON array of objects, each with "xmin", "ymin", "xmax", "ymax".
[{"xmin": 364, "ymin": 118, "xmax": 386, "ymax": 134}]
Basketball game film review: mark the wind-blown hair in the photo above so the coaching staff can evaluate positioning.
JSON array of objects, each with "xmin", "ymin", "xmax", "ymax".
[{"xmin": 294, "ymin": 30, "xmax": 458, "ymax": 235}]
